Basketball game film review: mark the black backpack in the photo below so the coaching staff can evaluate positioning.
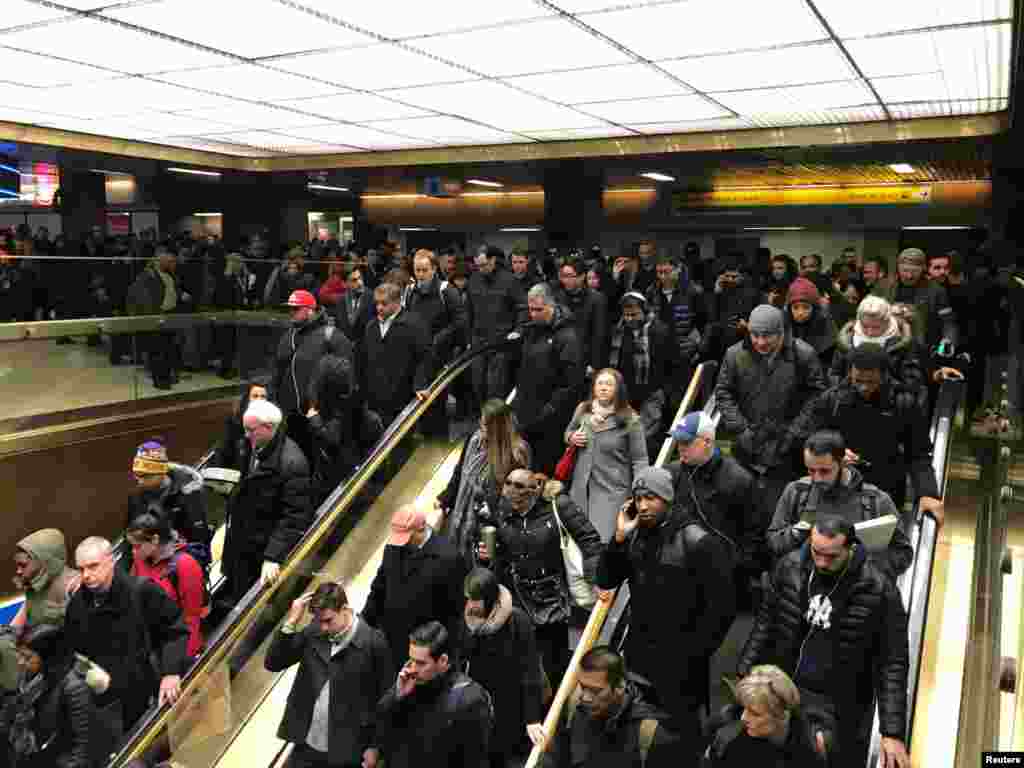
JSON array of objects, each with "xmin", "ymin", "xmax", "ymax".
[{"xmin": 166, "ymin": 545, "xmax": 212, "ymax": 615}]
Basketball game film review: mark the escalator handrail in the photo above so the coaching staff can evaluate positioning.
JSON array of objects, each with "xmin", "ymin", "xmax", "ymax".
[
  {"xmin": 109, "ymin": 335, "xmax": 521, "ymax": 767},
  {"xmin": 864, "ymin": 379, "xmax": 964, "ymax": 765},
  {"xmin": 524, "ymin": 363, "xmax": 710, "ymax": 768}
]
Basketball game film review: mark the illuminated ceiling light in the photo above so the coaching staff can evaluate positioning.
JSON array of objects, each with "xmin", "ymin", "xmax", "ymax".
[
  {"xmin": 500, "ymin": 226, "xmax": 542, "ymax": 232},
  {"xmin": 467, "ymin": 179, "xmax": 504, "ymax": 188},
  {"xmin": 901, "ymin": 225, "xmax": 972, "ymax": 230},
  {"xmin": 459, "ymin": 191, "xmax": 543, "ymax": 197},
  {"xmin": 361, "ymin": 193, "xmax": 424, "ymax": 200},
  {"xmin": 90, "ymin": 169, "xmax": 133, "ymax": 176},
  {"xmin": 0, "ymin": 165, "xmax": 20, "ymax": 175},
  {"xmin": 888, "ymin": 163, "xmax": 916, "ymax": 174},
  {"xmin": 193, "ymin": 212, "xmax": 222, "ymax": 217},
  {"xmin": 308, "ymin": 184, "xmax": 350, "ymax": 192},
  {"xmin": 399, "ymin": 226, "xmax": 439, "ymax": 231},
  {"xmin": 743, "ymin": 226, "xmax": 806, "ymax": 231},
  {"xmin": 604, "ymin": 188, "xmax": 658, "ymax": 194},
  {"xmin": 167, "ymin": 167, "xmax": 221, "ymax": 177},
  {"xmin": 640, "ymin": 172, "xmax": 676, "ymax": 182}
]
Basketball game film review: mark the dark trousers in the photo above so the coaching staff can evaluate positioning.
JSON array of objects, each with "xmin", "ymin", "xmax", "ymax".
[
  {"xmin": 286, "ymin": 744, "xmax": 353, "ymax": 768},
  {"xmin": 147, "ymin": 330, "xmax": 177, "ymax": 385},
  {"xmin": 535, "ymin": 621, "xmax": 569, "ymax": 693},
  {"xmin": 471, "ymin": 347, "xmax": 509, "ymax": 409},
  {"xmin": 225, "ymin": 549, "xmax": 263, "ymax": 604},
  {"xmin": 286, "ymin": 412, "xmax": 314, "ymax": 465}
]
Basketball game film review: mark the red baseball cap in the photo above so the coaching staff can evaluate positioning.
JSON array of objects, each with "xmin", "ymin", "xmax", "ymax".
[
  {"xmin": 389, "ymin": 506, "xmax": 427, "ymax": 546},
  {"xmin": 285, "ymin": 290, "xmax": 317, "ymax": 309}
]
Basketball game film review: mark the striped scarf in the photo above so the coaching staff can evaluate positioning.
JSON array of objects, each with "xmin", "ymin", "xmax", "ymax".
[{"xmin": 609, "ymin": 320, "xmax": 651, "ymax": 386}]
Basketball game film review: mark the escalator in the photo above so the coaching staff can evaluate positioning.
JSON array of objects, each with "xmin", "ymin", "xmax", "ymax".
[{"xmin": 108, "ymin": 338, "xmax": 519, "ymax": 768}]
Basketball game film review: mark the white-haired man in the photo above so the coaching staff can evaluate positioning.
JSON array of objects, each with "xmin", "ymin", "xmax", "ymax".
[
  {"xmin": 223, "ymin": 399, "xmax": 313, "ymax": 603},
  {"xmin": 64, "ymin": 536, "xmax": 189, "ymax": 741}
]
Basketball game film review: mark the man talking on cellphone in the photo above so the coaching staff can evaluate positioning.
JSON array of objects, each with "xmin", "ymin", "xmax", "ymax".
[{"xmin": 596, "ymin": 467, "xmax": 736, "ymax": 763}]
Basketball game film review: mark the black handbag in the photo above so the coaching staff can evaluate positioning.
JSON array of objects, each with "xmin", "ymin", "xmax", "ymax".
[{"xmin": 511, "ymin": 569, "xmax": 571, "ymax": 626}]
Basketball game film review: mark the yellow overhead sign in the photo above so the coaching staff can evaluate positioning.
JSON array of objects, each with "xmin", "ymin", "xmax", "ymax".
[{"xmin": 677, "ymin": 184, "xmax": 933, "ymax": 208}]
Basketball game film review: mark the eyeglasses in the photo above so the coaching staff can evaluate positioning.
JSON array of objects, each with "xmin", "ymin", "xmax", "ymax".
[{"xmin": 504, "ymin": 480, "xmax": 533, "ymax": 490}]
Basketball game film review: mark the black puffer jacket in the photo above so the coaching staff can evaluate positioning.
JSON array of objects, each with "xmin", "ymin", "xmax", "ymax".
[
  {"xmin": 738, "ymin": 544, "xmax": 909, "ymax": 742},
  {"xmin": 467, "ymin": 268, "xmax": 526, "ymax": 341},
  {"xmin": 702, "ymin": 704, "xmax": 825, "ymax": 768},
  {"xmin": 404, "ymin": 275, "xmax": 468, "ymax": 376},
  {"xmin": 645, "ymin": 276, "xmax": 703, "ymax": 366},
  {"xmin": 667, "ymin": 450, "xmax": 761, "ymax": 572},
  {"xmin": 596, "ymin": 509, "xmax": 736, "ymax": 707},
  {"xmin": 223, "ymin": 427, "xmax": 312, "ymax": 565},
  {"xmin": 830, "ymin": 319, "xmax": 927, "ymax": 394},
  {"xmin": 489, "ymin": 484, "xmax": 602, "ymax": 626},
  {"xmin": 512, "ymin": 307, "xmax": 585, "ymax": 436},
  {"xmin": 27, "ymin": 666, "xmax": 97, "ymax": 768},
  {"xmin": 272, "ymin": 310, "xmax": 355, "ymax": 416},
  {"xmin": 553, "ymin": 285, "xmax": 609, "ymax": 372},
  {"xmin": 715, "ymin": 335, "xmax": 826, "ymax": 468},
  {"xmin": 126, "ymin": 463, "xmax": 209, "ymax": 547}
]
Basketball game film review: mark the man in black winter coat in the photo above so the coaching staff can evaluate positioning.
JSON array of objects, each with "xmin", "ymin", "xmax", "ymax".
[
  {"xmin": 554, "ymin": 258, "xmax": 609, "ymax": 378},
  {"xmin": 645, "ymin": 255, "xmax": 703, "ymax": 382},
  {"xmin": 362, "ymin": 506, "xmax": 467, "ymax": 676},
  {"xmin": 700, "ymin": 256, "xmax": 760, "ymax": 363},
  {"xmin": 367, "ymin": 621, "xmax": 491, "ymax": 768},
  {"xmin": 127, "ymin": 439, "xmax": 210, "ymax": 550},
  {"xmin": 738, "ymin": 516, "xmax": 910, "ymax": 768},
  {"xmin": 596, "ymin": 467, "xmax": 736, "ymax": 763},
  {"xmin": 512, "ymin": 284, "xmax": 585, "ymax": 475},
  {"xmin": 536, "ymin": 646, "xmax": 682, "ymax": 768},
  {"xmin": 266, "ymin": 582, "xmax": 392, "ymax": 768},
  {"xmin": 457, "ymin": 568, "xmax": 545, "ymax": 768},
  {"xmin": 222, "ymin": 400, "xmax": 313, "ymax": 603},
  {"xmin": 360, "ymin": 282, "xmax": 430, "ymax": 430},
  {"xmin": 467, "ymin": 246, "xmax": 527, "ymax": 406},
  {"xmin": 788, "ymin": 343, "xmax": 944, "ymax": 524},
  {"xmin": 272, "ymin": 290, "xmax": 355, "ymax": 461},
  {"xmin": 65, "ymin": 537, "xmax": 189, "ymax": 737}
]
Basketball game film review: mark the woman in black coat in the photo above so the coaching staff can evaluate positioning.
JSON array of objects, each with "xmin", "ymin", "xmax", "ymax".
[
  {"xmin": 306, "ymin": 354, "xmax": 360, "ymax": 508},
  {"xmin": 477, "ymin": 470, "xmax": 602, "ymax": 687},
  {"xmin": 11, "ymin": 624, "xmax": 101, "ymax": 768},
  {"xmin": 212, "ymin": 378, "xmax": 271, "ymax": 470}
]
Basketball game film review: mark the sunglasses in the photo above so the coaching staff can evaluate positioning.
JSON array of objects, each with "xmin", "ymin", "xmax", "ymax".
[{"xmin": 504, "ymin": 480, "xmax": 534, "ymax": 490}]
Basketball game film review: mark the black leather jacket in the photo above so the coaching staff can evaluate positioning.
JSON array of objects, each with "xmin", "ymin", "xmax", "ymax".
[{"xmin": 738, "ymin": 543, "xmax": 909, "ymax": 741}]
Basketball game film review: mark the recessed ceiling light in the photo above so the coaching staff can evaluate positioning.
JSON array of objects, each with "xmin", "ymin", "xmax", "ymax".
[
  {"xmin": 193, "ymin": 212, "xmax": 222, "ymax": 217},
  {"xmin": 467, "ymin": 179, "xmax": 504, "ymax": 188},
  {"xmin": 308, "ymin": 184, "xmax": 350, "ymax": 192},
  {"xmin": 90, "ymin": 169, "xmax": 132, "ymax": 176},
  {"xmin": 901, "ymin": 225, "xmax": 972, "ymax": 230},
  {"xmin": 743, "ymin": 226, "xmax": 806, "ymax": 231},
  {"xmin": 399, "ymin": 226, "xmax": 439, "ymax": 232},
  {"xmin": 168, "ymin": 167, "xmax": 221, "ymax": 177},
  {"xmin": 500, "ymin": 226, "xmax": 542, "ymax": 232},
  {"xmin": 640, "ymin": 172, "xmax": 676, "ymax": 182},
  {"xmin": 889, "ymin": 163, "xmax": 916, "ymax": 174}
]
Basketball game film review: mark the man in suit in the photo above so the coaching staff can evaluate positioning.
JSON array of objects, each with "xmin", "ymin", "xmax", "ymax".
[
  {"xmin": 359, "ymin": 282, "xmax": 429, "ymax": 429},
  {"xmin": 266, "ymin": 582, "xmax": 392, "ymax": 768},
  {"xmin": 362, "ymin": 505, "xmax": 467, "ymax": 675},
  {"xmin": 334, "ymin": 267, "xmax": 373, "ymax": 353}
]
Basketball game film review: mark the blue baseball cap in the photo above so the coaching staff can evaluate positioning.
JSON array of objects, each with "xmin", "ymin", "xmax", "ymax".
[{"xmin": 670, "ymin": 412, "xmax": 716, "ymax": 443}]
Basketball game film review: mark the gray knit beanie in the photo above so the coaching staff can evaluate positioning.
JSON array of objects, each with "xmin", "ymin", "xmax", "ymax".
[{"xmin": 748, "ymin": 304, "xmax": 784, "ymax": 335}]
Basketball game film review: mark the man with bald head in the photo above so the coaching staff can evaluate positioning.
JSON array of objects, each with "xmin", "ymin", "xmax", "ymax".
[
  {"xmin": 64, "ymin": 536, "xmax": 190, "ymax": 740},
  {"xmin": 363, "ymin": 505, "xmax": 467, "ymax": 674}
]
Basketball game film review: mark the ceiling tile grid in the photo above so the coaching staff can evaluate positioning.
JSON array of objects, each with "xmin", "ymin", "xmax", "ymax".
[{"xmin": 0, "ymin": 0, "xmax": 1013, "ymax": 155}]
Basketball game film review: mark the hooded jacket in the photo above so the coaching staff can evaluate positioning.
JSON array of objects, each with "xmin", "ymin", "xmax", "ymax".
[
  {"xmin": 17, "ymin": 529, "xmax": 77, "ymax": 628},
  {"xmin": 784, "ymin": 304, "xmax": 835, "ymax": 366},
  {"xmin": 738, "ymin": 543, "xmax": 909, "ymax": 744},
  {"xmin": 830, "ymin": 318, "xmax": 927, "ymax": 394},
  {"xmin": 542, "ymin": 681, "xmax": 681, "ymax": 768},
  {"xmin": 272, "ymin": 309, "xmax": 355, "ymax": 417},
  {"xmin": 457, "ymin": 585, "xmax": 544, "ymax": 756},
  {"xmin": 768, "ymin": 467, "xmax": 912, "ymax": 577}
]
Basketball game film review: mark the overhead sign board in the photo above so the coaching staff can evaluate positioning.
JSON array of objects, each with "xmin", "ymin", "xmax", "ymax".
[{"xmin": 675, "ymin": 184, "xmax": 933, "ymax": 209}]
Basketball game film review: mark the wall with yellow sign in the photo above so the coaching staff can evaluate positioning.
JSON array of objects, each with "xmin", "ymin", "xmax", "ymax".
[{"xmin": 677, "ymin": 184, "xmax": 933, "ymax": 208}]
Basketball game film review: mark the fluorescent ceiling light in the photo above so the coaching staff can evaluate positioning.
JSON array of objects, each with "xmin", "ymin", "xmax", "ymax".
[
  {"xmin": 888, "ymin": 163, "xmax": 916, "ymax": 174},
  {"xmin": 363, "ymin": 115, "xmax": 518, "ymax": 145},
  {"xmin": 714, "ymin": 80, "xmax": 873, "ymax": 114},
  {"xmin": 901, "ymin": 226, "xmax": 973, "ymax": 230},
  {"xmin": 887, "ymin": 98, "xmax": 1007, "ymax": 119},
  {"xmin": 308, "ymin": 184, "xmax": 350, "ymax": 192},
  {"xmin": 500, "ymin": 227, "xmax": 542, "ymax": 232},
  {"xmin": 90, "ymin": 169, "xmax": 132, "ymax": 175},
  {"xmin": 281, "ymin": 123, "xmax": 428, "ymax": 149},
  {"xmin": 275, "ymin": 92, "xmax": 431, "ymax": 122},
  {"xmin": 640, "ymin": 172, "xmax": 675, "ymax": 182},
  {"xmin": 0, "ymin": 48, "xmax": 113, "ymax": 89},
  {"xmin": 157, "ymin": 64, "xmax": 341, "ymax": 101},
  {"xmin": 743, "ymin": 226, "xmax": 807, "ymax": 231},
  {"xmin": 506, "ymin": 64, "xmax": 688, "ymax": 105},
  {"xmin": 660, "ymin": 43, "xmax": 855, "ymax": 93},
  {"xmin": 604, "ymin": 188, "xmax": 657, "ymax": 194},
  {"xmin": 411, "ymin": 17, "xmax": 631, "ymax": 77},
  {"xmin": 628, "ymin": 117, "xmax": 755, "ymax": 134},
  {"xmin": 578, "ymin": 93, "xmax": 729, "ymax": 124},
  {"xmin": 399, "ymin": 227, "xmax": 439, "ymax": 231},
  {"xmin": 461, "ymin": 191, "xmax": 543, "ymax": 197},
  {"xmin": 42, "ymin": 78, "xmax": 238, "ymax": 117},
  {"xmin": 292, "ymin": 0, "xmax": 553, "ymax": 39},
  {"xmin": 180, "ymin": 103, "xmax": 328, "ymax": 131},
  {"xmin": 271, "ymin": 44, "xmax": 471, "ymax": 92},
  {"xmin": 467, "ymin": 179, "xmax": 504, "ymax": 188},
  {"xmin": 193, "ymin": 212, "xmax": 222, "ymax": 217},
  {"xmin": 525, "ymin": 126, "xmax": 638, "ymax": 140},
  {"xmin": 582, "ymin": 0, "xmax": 828, "ymax": 61},
  {"xmin": 807, "ymin": 0, "xmax": 1011, "ymax": 37},
  {"xmin": 102, "ymin": 0, "xmax": 371, "ymax": 59},
  {"xmin": 167, "ymin": 167, "xmax": 221, "ymax": 177},
  {"xmin": 870, "ymin": 73, "xmax": 948, "ymax": 104}
]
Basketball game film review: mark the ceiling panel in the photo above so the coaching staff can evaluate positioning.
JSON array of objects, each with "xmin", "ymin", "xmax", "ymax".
[
  {"xmin": 846, "ymin": 23, "xmax": 1011, "ymax": 101},
  {"xmin": 810, "ymin": 0, "xmax": 1011, "ymax": 37},
  {"xmin": 364, "ymin": 115, "xmax": 524, "ymax": 145},
  {"xmin": 0, "ymin": 1, "xmax": 73, "ymax": 32},
  {"xmin": 887, "ymin": 99, "xmax": 1009, "ymax": 119},
  {"xmin": 271, "ymin": 43, "xmax": 472, "ymax": 90},
  {"xmin": 103, "ymin": 0, "xmax": 372, "ymax": 58},
  {"xmin": 289, "ymin": 0, "xmax": 554, "ymax": 39},
  {"xmin": 743, "ymin": 106, "xmax": 888, "ymax": 127},
  {"xmin": 156, "ymin": 135, "xmax": 281, "ymax": 156},
  {"xmin": 0, "ymin": 46, "xmax": 115, "ymax": 87},
  {"xmin": 524, "ymin": 126, "xmax": 640, "ymax": 141},
  {"xmin": 576, "ymin": 93, "xmax": 731, "ymax": 124},
  {"xmin": 582, "ymin": 0, "xmax": 828, "ymax": 61},
  {"xmin": 410, "ymin": 17, "xmax": 632, "ymax": 77},
  {"xmin": 871, "ymin": 73, "xmax": 949, "ymax": 103},
  {"xmin": 41, "ymin": 77, "xmax": 241, "ymax": 118},
  {"xmin": 712, "ymin": 80, "xmax": 877, "ymax": 115},
  {"xmin": 660, "ymin": 43, "xmax": 856, "ymax": 92},
  {"xmin": 195, "ymin": 129, "xmax": 357, "ymax": 153},
  {"xmin": 273, "ymin": 91, "xmax": 432, "ymax": 121},
  {"xmin": 504, "ymin": 64, "xmax": 689, "ymax": 104},
  {"xmin": 277, "ymin": 122, "xmax": 438, "ymax": 149},
  {"xmin": 0, "ymin": 17, "xmax": 231, "ymax": 74},
  {"xmin": 0, "ymin": 106, "xmax": 78, "ymax": 127},
  {"xmin": 156, "ymin": 63, "xmax": 343, "ymax": 100},
  {"xmin": 386, "ymin": 81, "xmax": 605, "ymax": 130},
  {"xmin": 629, "ymin": 117, "xmax": 758, "ymax": 134},
  {"xmin": 179, "ymin": 102, "xmax": 331, "ymax": 130}
]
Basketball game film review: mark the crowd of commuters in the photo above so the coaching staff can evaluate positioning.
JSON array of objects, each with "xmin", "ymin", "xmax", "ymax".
[{"xmin": 0, "ymin": 228, "xmax": 1019, "ymax": 768}]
